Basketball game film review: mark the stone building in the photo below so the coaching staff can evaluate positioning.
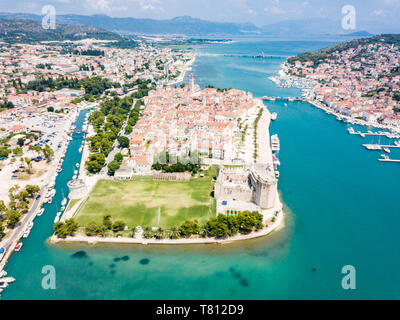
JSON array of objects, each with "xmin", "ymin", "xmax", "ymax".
[{"xmin": 214, "ymin": 165, "xmax": 277, "ymax": 215}]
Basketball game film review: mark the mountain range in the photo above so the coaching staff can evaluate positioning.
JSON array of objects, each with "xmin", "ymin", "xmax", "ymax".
[
  {"xmin": 0, "ymin": 12, "xmax": 373, "ymax": 38},
  {"xmin": 0, "ymin": 17, "xmax": 121, "ymax": 43}
]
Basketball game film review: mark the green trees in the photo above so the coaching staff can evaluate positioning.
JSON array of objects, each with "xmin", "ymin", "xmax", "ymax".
[
  {"xmin": 17, "ymin": 137, "xmax": 25, "ymax": 147},
  {"xmin": 124, "ymin": 124, "xmax": 133, "ymax": 134},
  {"xmin": 117, "ymin": 136, "xmax": 130, "ymax": 148},
  {"xmin": 54, "ymin": 219, "xmax": 78, "ymax": 238},
  {"xmin": 206, "ymin": 212, "xmax": 264, "ymax": 237},
  {"xmin": 179, "ymin": 220, "xmax": 200, "ymax": 238},
  {"xmin": 103, "ymin": 215, "xmax": 112, "ymax": 229},
  {"xmin": 107, "ymin": 160, "xmax": 121, "ymax": 176},
  {"xmin": 25, "ymin": 185, "xmax": 40, "ymax": 198},
  {"xmin": 112, "ymin": 220, "xmax": 126, "ymax": 233},
  {"xmin": 0, "ymin": 148, "xmax": 11, "ymax": 158},
  {"xmin": 43, "ymin": 144, "xmax": 54, "ymax": 160},
  {"xmin": 5, "ymin": 210, "xmax": 21, "ymax": 228},
  {"xmin": 0, "ymin": 222, "xmax": 4, "ymax": 240},
  {"xmin": 86, "ymin": 95, "xmax": 136, "ymax": 174},
  {"xmin": 84, "ymin": 221, "xmax": 107, "ymax": 237},
  {"xmin": 152, "ymin": 151, "xmax": 200, "ymax": 174},
  {"xmin": 0, "ymin": 101, "xmax": 14, "ymax": 109},
  {"xmin": 86, "ymin": 153, "xmax": 106, "ymax": 173}
]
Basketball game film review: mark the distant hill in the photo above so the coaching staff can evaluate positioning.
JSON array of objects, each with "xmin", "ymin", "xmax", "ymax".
[
  {"xmin": 287, "ymin": 34, "xmax": 400, "ymax": 65},
  {"xmin": 0, "ymin": 17, "xmax": 122, "ymax": 43},
  {"xmin": 262, "ymin": 19, "xmax": 374, "ymax": 37},
  {"xmin": 341, "ymin": 31, "xmax": 374, "ymax": 37},
  {"xmin": 0, "ymin": 13, "xmax": 261, "ymax": 36}
]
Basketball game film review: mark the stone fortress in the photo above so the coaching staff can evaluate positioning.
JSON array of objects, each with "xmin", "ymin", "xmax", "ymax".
[{"xmin": 214, "ymin": 164, "xmax": 278, "ymax": 216}]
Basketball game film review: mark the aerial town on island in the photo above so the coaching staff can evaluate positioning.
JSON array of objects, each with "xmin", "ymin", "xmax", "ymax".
[
  {"xmin": 0, "ymin": 36, "xmax": 283, "ymax": 277},
  {"xmin": 280, "ymin": 35, "xmax": 400, "ymax": 130}
]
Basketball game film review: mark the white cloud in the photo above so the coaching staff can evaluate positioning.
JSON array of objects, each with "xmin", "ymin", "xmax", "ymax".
[{"xmin": 370, "ymin": 9, "xmax": 384, "ymax": 16}]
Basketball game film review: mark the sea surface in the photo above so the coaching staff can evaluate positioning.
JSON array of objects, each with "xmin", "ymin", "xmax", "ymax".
[{"xmin": 3, "ymin": 39, "xmax": 400, "ymax": 300}]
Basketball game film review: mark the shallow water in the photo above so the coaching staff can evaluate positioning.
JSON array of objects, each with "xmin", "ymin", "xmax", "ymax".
[{"xmin": 3, "ymin": 39, "xmax": 400, "ymax": 300}]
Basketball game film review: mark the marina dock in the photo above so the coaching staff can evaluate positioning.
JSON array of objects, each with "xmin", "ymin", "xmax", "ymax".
[{"xmin": 378, "ymin": 158, "xmax": 400, "ymax": 163}]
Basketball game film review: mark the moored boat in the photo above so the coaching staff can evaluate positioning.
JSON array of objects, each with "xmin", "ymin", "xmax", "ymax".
[{"xmin": 14, "ymin": 243, "xmax": 23, "ymax": 252}]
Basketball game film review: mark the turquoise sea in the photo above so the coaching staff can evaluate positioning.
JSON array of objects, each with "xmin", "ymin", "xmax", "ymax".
[{"xmin": 3, "ymin": 39, "xmax": 400, "ymax": 300}]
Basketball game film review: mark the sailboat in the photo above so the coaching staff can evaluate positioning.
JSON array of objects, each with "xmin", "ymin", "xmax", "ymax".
[{"xmin": 61, "ymin": 189, "xmax": 67, "ymax": 211}]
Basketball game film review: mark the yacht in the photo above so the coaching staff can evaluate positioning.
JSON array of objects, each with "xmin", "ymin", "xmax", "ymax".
[
  {"xmin": 22, "ymin": 229, "xmax": 31, "ymax": 238},
  {"xmin": 0, "ymin": 277, "xmax": 15, "ymax": 284},
  {"xmin": 54, "ymin": 212, "xmax": 62, "ymax": 223},
  {"xmin": 362, "ymin": 144, "xmax": 382, "ymax": 151},
  {"xmin": 271, "ymin": 134, "xmax": 280, "ymax": 152},
  {"xmin": 379, "ymin": 154, "xmax": 389, "ymax": 161}
]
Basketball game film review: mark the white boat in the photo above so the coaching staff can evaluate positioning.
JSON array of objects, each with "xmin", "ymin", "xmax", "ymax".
[
  {"xmin": 14, "ymin": 242, "xmax": 23, "ymax": 252},
  {"xmin": 61, "ymin": 197, "xmax": 67, "ymax": 207},
  {"xmin": 54, "ymin": 211, "xmax": 62, "ymax": 223},
  {"xmin": 271, "ymin": 112, "xmax": 278, "ymax": 121},
  {"xmin": 275, "ymin": 171, "xmax": 280, "ymax": 178},
  {"xmin": 27, "ymin": 222, "xmax": 34, "ymax": 230},
  {"xmin": 76, "ymin": 163, "xmax": 80, "ymax": 168},
  {"xmin": 271, "ymin": 134, "xmax": 280, "ymax": 152},
  {"xmin": 72, "ymin": 174, "xmax": 77, "ymax": 180},
  {"xmin": 23, "ymin": 229, "xmax": 31, "ymax": 238},
  {"xmin": 384, "ymin": 148, "xmax": 391, "ymax": 153},
  {"xmin": 0, "ymin": 277, "xmax": 16, "ymax": 283},
  {"xmin": 0, "ymin": 271, "xmax": 7, "ymax": 278},
  {"xmin": 348, "ymin": 127, "xmax": 355, "ymax": 134},
  {"xmin": 37, "ymin": 208, "xmax": 45, "ymax": 216}
]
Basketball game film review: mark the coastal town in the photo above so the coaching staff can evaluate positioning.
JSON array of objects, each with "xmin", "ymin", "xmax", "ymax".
[
  {"xmin": 0, "ymin": 38, "xmax": 196, "ymax": 283},
  {"xmin": 0, "ymin": 34, "xmax": 284, "ymax": 294},
  {"xmin": 282, "ymin": 35, "xmax": 400, "ymax": 130}
]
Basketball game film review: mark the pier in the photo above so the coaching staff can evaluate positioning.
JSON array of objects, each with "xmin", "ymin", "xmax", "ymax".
[{"xmin": 378, "ymin": 158, "xmax": 400, "ymax": 163}]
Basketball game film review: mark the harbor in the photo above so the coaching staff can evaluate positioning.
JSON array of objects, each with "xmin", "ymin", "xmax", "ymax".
[{"xmin": 0, "ymin": 108, "xmax": 91, "ymax": 298}]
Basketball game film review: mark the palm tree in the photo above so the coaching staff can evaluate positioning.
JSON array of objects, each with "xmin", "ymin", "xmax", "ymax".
[
  {"xmin": 200, "ymin": 224, "xmax": 209, "ymax": 238},
  {"xmin": 143, "ymin": 226, "xmax": 153, "ymax": 239},
  {"xmin": 169, "ymin": 226, "xmax": 180, "ymax": 239},
  {"xmin": 155, "ymin": 227, "xmax": 164, "ymax": 240}
]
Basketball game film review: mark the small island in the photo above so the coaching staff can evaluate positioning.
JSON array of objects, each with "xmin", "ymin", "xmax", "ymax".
[{"xmin": 50, "ymin": 77, "xmax": 284, "ymax": 245}]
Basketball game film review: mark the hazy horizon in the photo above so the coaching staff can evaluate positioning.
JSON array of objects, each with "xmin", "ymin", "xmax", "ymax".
[{"xmin": 1, "ymin": 0, "xmax": 400, "ymax": 34}]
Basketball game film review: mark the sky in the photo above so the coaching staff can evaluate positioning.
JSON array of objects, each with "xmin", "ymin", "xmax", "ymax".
[{"xmin": 1, "ymin": 0, "xmax": 400, "ymax": 32}]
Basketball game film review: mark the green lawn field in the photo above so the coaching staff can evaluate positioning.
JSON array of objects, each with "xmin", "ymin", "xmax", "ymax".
[{"xmin": 75, "ymin": 167, "xmax": 216, "ymax": 229}]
